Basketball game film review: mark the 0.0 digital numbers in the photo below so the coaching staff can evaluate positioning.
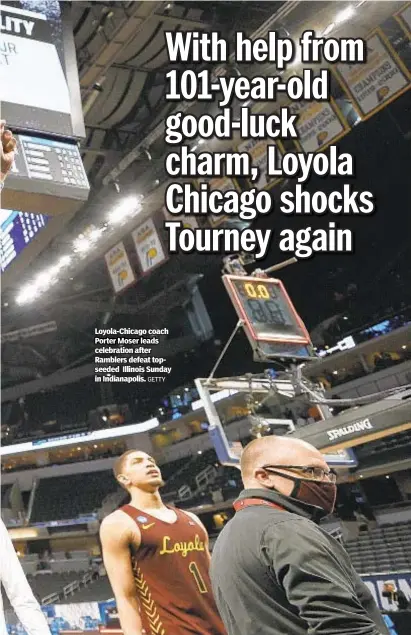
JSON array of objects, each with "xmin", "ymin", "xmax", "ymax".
[{"xmin": 243, "ymin": 282, "xmax": 270, "ymax": 300}]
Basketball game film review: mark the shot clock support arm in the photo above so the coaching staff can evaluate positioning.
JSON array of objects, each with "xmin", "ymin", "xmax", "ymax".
[{"xmin": 194, "ymin": 373, "xmax": 411, "ymax": 462}]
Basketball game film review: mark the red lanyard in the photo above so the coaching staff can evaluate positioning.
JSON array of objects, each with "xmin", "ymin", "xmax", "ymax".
[{"xmin": 233, "ymin": 498, "xmax": 285, "ymax": 512}]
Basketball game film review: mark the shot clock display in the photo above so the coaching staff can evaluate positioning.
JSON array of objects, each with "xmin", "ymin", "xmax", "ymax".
[{"xmin": 223, "ymin": 275, "xmax": 312, "ymax": 360}]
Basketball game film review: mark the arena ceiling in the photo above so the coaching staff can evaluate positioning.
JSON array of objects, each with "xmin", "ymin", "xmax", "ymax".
[{"xmin": 1, "ymin": 0, "xmax": 406, "ymax": 399}]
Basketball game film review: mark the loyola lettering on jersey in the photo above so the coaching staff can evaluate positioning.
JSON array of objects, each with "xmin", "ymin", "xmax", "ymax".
[{"xmin": 160, "ymin": 534, "xmax": 205, "ymax": 557}]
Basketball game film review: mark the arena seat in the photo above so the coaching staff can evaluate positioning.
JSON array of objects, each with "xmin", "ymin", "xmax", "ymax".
[
  {"xmin": 54, "ymin": 575, "xmax": 113, "ymax": 603},
  {"xmin": 30, "ymin": 471, "xmax": 119, "ymax": 523},
  {"xmin": 344, "ymin": 520, "xmax": 411, "ymax": 573},
  {"xmin": 2, "ymin": 572, "xmax": 82, "ymax": 609},
  {"xmin": 162, "ymin": 448, "xmax": 219, "ymax": 498}
]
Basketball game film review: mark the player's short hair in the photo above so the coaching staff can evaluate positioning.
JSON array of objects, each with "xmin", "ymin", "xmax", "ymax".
[{"xmin": 113, "ymin": 450, "xmax": 136, "ymax": 483}]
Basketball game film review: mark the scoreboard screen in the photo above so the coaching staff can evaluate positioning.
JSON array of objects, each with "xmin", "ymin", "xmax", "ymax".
[
  {"xmin": 223, "ymin": 275, "xmax": 312, "ymax": 360},
  {"xmin": 1, "ymin": 209, "xmax": 48, "ymax": 272},
  {"xmin": 0, "ymin": 0, "xmax": 85, "ymax": 139}
]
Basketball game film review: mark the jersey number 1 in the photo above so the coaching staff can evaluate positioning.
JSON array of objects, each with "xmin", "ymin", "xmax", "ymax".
[{"xmin": 189, "ymin": 561, "xmax": 208, "ymax": 594}]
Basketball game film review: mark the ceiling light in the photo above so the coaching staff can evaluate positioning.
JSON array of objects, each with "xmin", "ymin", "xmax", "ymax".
[
  {"xmin": 322, "ymin": 23, "xmax": 335, "ymax": 36},
  {"xmin": 107, "ymin": 195, "xmax": 142, "ymax": 225},
  {"xmin": 35, "ymin": 271, "xmax": 54, "ymax": 289},
  {"xmin": 58, "ymin": 255, "xmax": 71, "ymax": 268},
  {"xmin": 16, "ymin": 285, "xmax": 40, "ymax": 305},
  {"xmin": 89, "ymin": 228, "xmax": 102, "ymax": 242},
  {"xmin": 335, "ymin": 6, "xmax": 355, "ymax": 24},
  {"xmin": 73, "ymin": 235, "xmax": 91, "ymax": 253}
]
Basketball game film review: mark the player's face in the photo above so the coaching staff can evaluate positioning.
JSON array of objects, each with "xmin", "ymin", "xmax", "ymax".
[{"xmin": 122, "ymin": 452, "xmax": 164, "ymax": 491}]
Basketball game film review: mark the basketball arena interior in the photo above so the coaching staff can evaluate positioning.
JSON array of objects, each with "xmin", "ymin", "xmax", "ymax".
[{"xmin": 1, "ymin": 1, "xmax": 411, "ymax": 634}]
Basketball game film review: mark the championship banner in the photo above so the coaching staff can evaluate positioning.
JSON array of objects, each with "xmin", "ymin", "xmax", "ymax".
[
  {"xmin": 236, "ymin": 139, "xmax": 285, "ymax": 190},
  {"xmin": 163, "ymin": 206, "xmax": 199, "ymax": 230},
  {"xmin": 395, "ymin": 2, "xmax": 411, "ymax": 39},
  {"xmin": 104, "ymin": 241, "xmax": 136, "ymax": 294},
  {"xmin": 196, "ymin": 176, "xmax": 236, "ymax": 227},
  {"xmin": 131, "ymin": 218, "xmax": 168, "ymax": 274},
  {"xmin": 334, "ymin": 30, "xmax": 411, "ymax": 120},
  {"xmin": 288, "ymin": 98, "xmax": 350, "ymax": 153}
]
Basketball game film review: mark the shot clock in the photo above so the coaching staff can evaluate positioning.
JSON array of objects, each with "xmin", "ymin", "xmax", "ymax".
[{"xmin": 223, "ymin": 275, "xmax": 314, "ymax": 361}]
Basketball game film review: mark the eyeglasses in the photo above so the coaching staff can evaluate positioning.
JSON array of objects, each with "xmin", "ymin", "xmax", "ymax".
[{"xmin": 262, "ymin": 465, "xmax": 337, "ymax": 483}]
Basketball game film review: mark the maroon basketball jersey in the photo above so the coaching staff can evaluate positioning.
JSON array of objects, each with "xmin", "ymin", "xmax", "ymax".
[{"xmin": 120, "ymin": 504, "xmax": 226, "ymax": 635}]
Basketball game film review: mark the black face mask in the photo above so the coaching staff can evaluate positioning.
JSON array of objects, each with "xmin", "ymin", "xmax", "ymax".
[
  {"xmin": 264, "ymin": 468, "xmax": 337, "ymax": 515},
  {"xmin": 290, "ymin": 478, "xmax": 337, "ymax": 515}
]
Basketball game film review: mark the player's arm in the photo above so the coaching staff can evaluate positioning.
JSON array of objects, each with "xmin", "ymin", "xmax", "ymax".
[
  {"xmin": 185, "ymin": 511, "xmax": 211, "ymax": 563},
  {"xmin": 100, "ymin": 514, "xmax": 144, "ymax": 635}
]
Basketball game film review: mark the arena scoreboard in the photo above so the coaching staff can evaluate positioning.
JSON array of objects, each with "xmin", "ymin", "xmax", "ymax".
[
  {"xmin": 1, "ymin": 208, "xmax": 48, "ymax": 273},
  {"xmin": 0, "ymin": 1, "xmax": 84, "ymax": 138},
  {"xmin": 0, "ymin": 0, "xmax": 89, "ymax": 215},
  {"xmin": 223, "ymin": 275, "xmax": 314, "ymax": 360},
  {"xmin": 2, "ymin": 134, "xmax": 89, "ymax": 215}
]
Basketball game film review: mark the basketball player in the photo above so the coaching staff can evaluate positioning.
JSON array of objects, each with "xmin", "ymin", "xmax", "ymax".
[{"xmin": 100, "ymin": 450, "xmax": 226, "ymax": 635}]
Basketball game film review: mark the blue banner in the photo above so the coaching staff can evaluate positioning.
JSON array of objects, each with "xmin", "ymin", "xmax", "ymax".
[
  {"xmin": 361, "ymin": 571, "xmax": 411, "ymax": 611},
  {"xmin": 6, "ymin": 601, "xmax": 113, "ymax": 635},
  {"xmin": 6, "ymin": 573, "xmax": 411, "ymax": 635}
]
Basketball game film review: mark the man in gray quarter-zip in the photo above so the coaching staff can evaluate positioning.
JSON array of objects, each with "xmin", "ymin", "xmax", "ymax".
[{"xmin": 210, "ymin": 435, "xmax": 389, "ymax": 635}]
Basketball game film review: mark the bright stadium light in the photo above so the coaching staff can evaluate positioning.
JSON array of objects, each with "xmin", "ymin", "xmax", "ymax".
[
  {"xmin": 108, "ymin": 195, "xmax": 142, "ymax": 225},
  {"xmin": 58, "ymin": 255, "xmax": 71, "ymax": 268},
  {"xmin": 16, "ymin": 284, "xmax": 40, "ymax": 305},
  {"xmin": 322, "ymin": 23, "xmax": 335, "ymax": 36},
  {"xmin": 73, "ymin": 234, "xmax": 91, "ymax": 253},
  {"xmin": 335, "ymin": 6, "xmax": 355, "ymax": 24}
]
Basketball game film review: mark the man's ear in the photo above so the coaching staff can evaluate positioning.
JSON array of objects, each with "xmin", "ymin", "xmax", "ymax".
[
  {"xmin": 117, "ymin": 474, "xmax": 129, "ymax": 487},
  {"xmin": 254, "ymin": 467, "xmax": 271, "ymax": 486}
]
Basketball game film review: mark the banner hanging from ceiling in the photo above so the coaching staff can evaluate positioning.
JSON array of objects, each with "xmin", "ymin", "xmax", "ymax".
[
  {"xmin": 132, "ymin": 217, "xmax": 167, "ymax": 274},
  {"xmin": 288, "ymin": 98, "xmax": 350, "ymax": 153},
  {"xmin": 334, "ymin": 29, "xmax": 411, "ymax": 120},
  {"xmin": 104, "ymin": 241, "xmax": 136, "ymax": 293}
]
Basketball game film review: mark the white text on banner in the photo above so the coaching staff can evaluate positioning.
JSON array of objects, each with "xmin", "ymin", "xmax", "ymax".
[
  {"xmin": 288, "ymin": 99, "xmax": 349, "ymax": 153},
  {"xmin": 335, "ymin": 31, "xmax": 410, "ymax": 120},
  {"xmin": 236, "ymin": 139, "xmax": 284, "ymax": 190},
  {"xmin": 132, "ymin": 218, "xmax": 167, "ymax": 274},
  {"xmin": 104, "ymin": 242, "xmax": 136, "ymax": 293},
  {"xmin": 163, "ymin": 206, "xmax": 199, "ymax": 230}
]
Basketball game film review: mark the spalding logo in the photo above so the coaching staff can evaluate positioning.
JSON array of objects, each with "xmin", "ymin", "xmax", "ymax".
[{"xmin": 327, "ymin": 418, "xmax": 373, "ymax": 441}]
